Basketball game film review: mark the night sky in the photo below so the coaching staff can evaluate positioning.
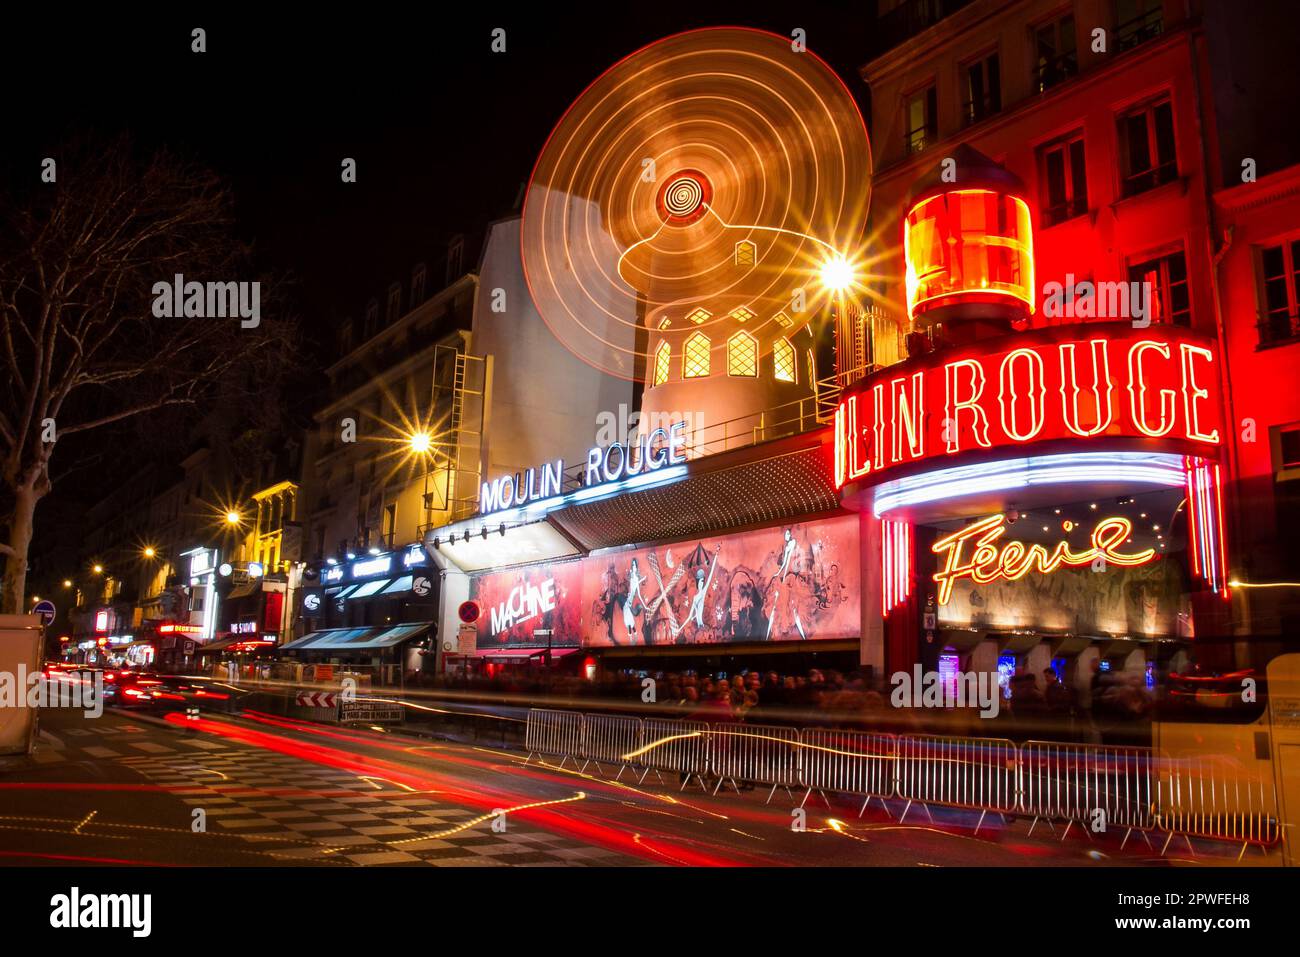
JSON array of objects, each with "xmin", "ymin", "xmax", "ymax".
[{"xmin": 3, "ymin": 6, "xmax": 876, "ymax": 363}]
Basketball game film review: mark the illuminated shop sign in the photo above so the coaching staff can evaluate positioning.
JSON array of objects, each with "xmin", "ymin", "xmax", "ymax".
[
  {"xmin": 834, "ymin": 325, "xmax": 1223, "ymax": 487},
  {"xmin": 351, "ymin": 555, "xmax": 391, "ymax": 578},
  {"xmin": 478, "ymin": 421, "xmax": 689, "ymax": 516},
  {"xmin": 93, "ymin": 610, "xmax": 110, "ymax": 632},
  {"xmin": 231, "ymin": 620, "xmax": 258, "ymax": 635},
  {"xmin": 931, "ymin": 513, "xmax": 1156, "ymax": 605}
]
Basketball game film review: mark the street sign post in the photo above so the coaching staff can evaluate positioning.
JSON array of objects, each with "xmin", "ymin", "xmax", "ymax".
[{"xmin": 32, "ymin": 600, "xmax": 56, "ymax": 627}]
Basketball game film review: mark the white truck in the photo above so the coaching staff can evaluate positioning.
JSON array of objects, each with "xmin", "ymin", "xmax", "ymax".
[{"xmin": 0, "ymin": 614, "xmax": 43, "ymax": 756}]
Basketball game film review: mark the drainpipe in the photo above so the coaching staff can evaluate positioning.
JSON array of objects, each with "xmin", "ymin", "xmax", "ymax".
[{"xmin": 1187, "ymin": 28, "xmax": 1248, "ymax": 646}]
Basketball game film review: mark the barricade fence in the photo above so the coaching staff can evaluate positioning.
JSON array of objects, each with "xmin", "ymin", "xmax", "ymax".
[{"xmin": 521, "ymin": 709, "xmax": 1281, "ymax": 854}]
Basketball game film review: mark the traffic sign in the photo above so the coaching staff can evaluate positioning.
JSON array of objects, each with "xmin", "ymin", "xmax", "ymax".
[
  {"xmin": 296, "ymin": 691, "xmax": 339, "ymax": 708},
  {"xmin": 32, "ymin": 600, "xmax": 56, "ymax": 626},
  {"xmin": 457, "ymin": 600, "xmax": 481, "ymax": 624}
]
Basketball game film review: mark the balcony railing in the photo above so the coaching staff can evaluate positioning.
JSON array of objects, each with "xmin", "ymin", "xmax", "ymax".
[
  {"xmin": 1258, "ymin": 309, "xmax": 1300, "ymax": 347},
  {"xmin": 1115, "ymin": 7, "xmax": 1164, "ymax": 51}
]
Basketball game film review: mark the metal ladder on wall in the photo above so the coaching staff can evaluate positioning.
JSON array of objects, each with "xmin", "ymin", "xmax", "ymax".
[{"xmin": 431, "ymin": 344, "xmax": 487, "ymax": 523}]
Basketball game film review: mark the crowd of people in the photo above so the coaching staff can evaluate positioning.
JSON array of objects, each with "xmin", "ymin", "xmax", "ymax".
[{"xmin": 434, "ymin": 660, "xmax": 1158, "ymax": 743}]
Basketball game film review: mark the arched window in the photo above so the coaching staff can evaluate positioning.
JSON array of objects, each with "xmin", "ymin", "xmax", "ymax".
[
  {"xmin": 653, "ymin": 340, "xmax": 672, "ymax": 386},
  {"xmin": 683, "ymin": 332, "xmax": 711, "ymax": 378},
  {"xmin": 774, "ymin": 338, "xmax": 796, "ymax": 382},
  {"xmin": 727, "ymin": 331, "xmax": 758, "ymax": 377}
]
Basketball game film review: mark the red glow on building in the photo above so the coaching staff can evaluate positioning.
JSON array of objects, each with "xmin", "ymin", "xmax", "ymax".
[
  {"xmin": 904, "ymin": 188, "xmax": 1035, "ymax": 321},
  {"xmin": 834, "ymin": 323, "xmax": 1224, "ymax": 487}
]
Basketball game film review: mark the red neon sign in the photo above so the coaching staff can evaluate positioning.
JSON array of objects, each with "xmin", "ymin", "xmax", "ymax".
[
  {"xmin": 834, "ymin": 323, "xmax": 1223, "ymax": 486},
  {"xmin": 931, "ymin": 513, "xmax": 1157, "ymax": 606}
]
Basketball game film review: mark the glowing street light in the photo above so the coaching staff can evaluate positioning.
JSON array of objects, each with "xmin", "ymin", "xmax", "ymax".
[
  {"xmin": 92, "ymin": 564, "xmax": 103, "ymax": 575},
  {"xmin": 225, "ymin": 510, "xmax": 242, "ymax": 526},
  {"xmin": 408, "ymin": 431, "xmax": 433, "ymax": 454},
  {"xmin": 62, "ymin": 579, "xmax": 72, "ymax": 588},
  {"xmin": 143, "ymin": 546, "xmax": 156, "ymax": 558},
  {"xmin": 818, "ymin": 254, "xmax": 855, "ymax": 293}
]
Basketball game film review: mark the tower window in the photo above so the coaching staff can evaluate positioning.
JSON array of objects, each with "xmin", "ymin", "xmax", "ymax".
[
  {"xmin": 653, "ymin": 340, "xmax": 672, "ymax": 386},
  {"xmin": 735, "ymin": 241, "xmax": 757, "ymax": 266},
  {"xmin": 773, "ymin": 311, "xmax": 792, "ymax": 328},
  {"xmin": 683, "ymin": 332, "xmax": 711, "ymax": 378},
  {"xmin": 727, "ymin": 332, "xmax": 758, "ymax": 377},
  {"xmin": 731, "ymin": 305, "xmax": 756, "ymax": 323},
  {"xmin": 687, "ymin": 307, "xmax": 712, "ymax": 325},
  {"xmin": 774, "ymin": 338, "xmax": 797, "ymax": 382}
]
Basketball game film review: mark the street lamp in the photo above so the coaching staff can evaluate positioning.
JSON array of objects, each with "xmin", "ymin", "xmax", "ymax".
[
  {"xmin": 225, "ymin": 510, "xmax": 241, "ymax": 526},
  {"xmin": 143, "ymin": 546, "xmax": 156, "ymax": 558},
  {"xmin": 408, "ymin": 431, "xmax": 433, "ymax": 455},
  {"xmin": 62, "ymin": 579, "xmax": 72, "ymax": 589},
  {"xmin": 92, "ymin": 564, "xmax": 103, "ymax": 575},
  {"xmin": 818, "ymin": 254, "xmax": 855, "ymax": 293}
]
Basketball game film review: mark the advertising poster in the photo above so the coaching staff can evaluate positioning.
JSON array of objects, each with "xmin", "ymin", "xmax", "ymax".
[
  {"xmin": 585, "ymin": 513, "xmax": 860, "ymax": 647},
  {"xmin": 469, "ymin": 560, "xmax": 585, "ymax": 649}
]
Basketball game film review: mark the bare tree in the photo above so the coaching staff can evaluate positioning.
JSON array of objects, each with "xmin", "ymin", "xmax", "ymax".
[{"xmin": 0, "ymin": 137, "xmax": 295, "ymax": 613}]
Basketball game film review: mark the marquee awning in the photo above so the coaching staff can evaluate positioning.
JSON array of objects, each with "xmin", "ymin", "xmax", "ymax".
[{"xmin": 425, "ymin": 428, "xmax": 841, "ymax": 571}]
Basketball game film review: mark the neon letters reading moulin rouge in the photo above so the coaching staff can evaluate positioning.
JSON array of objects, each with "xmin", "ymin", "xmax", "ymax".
[
  {"xmin": 833, "ymin": 325, "xmax": 1224, "ymax": 487},
  {"xmin": 931, "ymin": 513, "xmax": 1156, "ymax": 606}
]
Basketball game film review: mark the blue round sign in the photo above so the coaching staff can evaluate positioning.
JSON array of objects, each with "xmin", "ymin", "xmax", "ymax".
[{"xmin": 32, "ymin": 599, "xmax": 56, "ymax": 625}]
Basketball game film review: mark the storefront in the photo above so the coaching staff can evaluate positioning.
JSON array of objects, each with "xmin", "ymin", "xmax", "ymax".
[
  {"xmin": 833, "ymin": 159, "xmax": 1230, "ymax": 707},
  {"xmin": 283, "ymin": 543, "xmax": 438, "ymax": 681},
  {"xmin": 427, "ymin": 423, "xmax": 863, "ymax": 683}
]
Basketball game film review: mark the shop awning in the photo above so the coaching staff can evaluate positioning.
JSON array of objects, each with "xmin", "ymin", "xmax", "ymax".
[
  {"xmin": 226, "ymin": 581, "xmax": 262, "ymax": 601},
  {"xmin": 338, "ymin": 623, "xmax": 433, "ymax": 650},
  {"xmin": 279, "ymin": 627, "xmax": 375, "ymax": 651},
  {"xmin": 279, "ymin": 623, "xmax": 433, "ymax": 652},
  {"xmin": 453, "ymin": 645, "xmax": 581, "ymax": 660}
]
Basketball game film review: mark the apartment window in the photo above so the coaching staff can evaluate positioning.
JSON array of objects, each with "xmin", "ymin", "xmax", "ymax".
[
  {"xmin": 1274, "ymin": 424, "xmax": 1300, "ymax": 552},
  {"xmin": 382, "ymin": 504, "xmax": 396, "ymax": 548},
  {"xmin": 1038, "ymin": 132, "xmax": 1088, "ymax": 226},
  {"xmin": 1116, "ymin": 0, "xmax": 1164, "ymax": 51},
  {"xmin": 364, "ymin": 300, "xmax": 379, "ymax": 340},
  {"xmin": 1119, "ymin": 96, "xmax": 1177, "ymax": 196},
  {"xmin": 683, "ymin": 332, "xmax": 711, "ymax": 378},
  {"xmin": 1034, "ymin": 13, "xmax": 1077, "ymax": 92},
  {"xmin": 652, "ymin": 340, "xmax": 671, "ymax": 386},
  {"xmin": 1128, "ymin": 250, "xmax": 1190, "ymax": 326},
  {"xmin": 386, "ymin": 284, "xmax": 401, "ymax": 324},
  {"xmin": 1281, "ymin": 426, "xmax": 1300, "ymax": 469},
  {"xmin": 905, "ymin": 85, "xmax": 937, "ymax": 155},
  {"xmin": 727, "ymin": 332, "xmax": 758, "ymax": 377},
  {"xmin": 410, "ymin": 263, "xmax": 427, "ymax": 305},
  {"xmin": 446, "ymin": 236, "xmax": 465, "ymax": 285},
  {"xmin": 962, "ymin": 53, "xmax": 1001, "ymax": 126},
  {"xmin": 773, "ymin": 338, "xmax": 797, "ymax": 383},
  {"xmin": 1259, "ymin": 239, "xmax": 1300, "ymax": 345}
]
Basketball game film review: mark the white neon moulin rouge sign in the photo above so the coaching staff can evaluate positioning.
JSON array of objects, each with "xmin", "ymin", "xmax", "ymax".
[{"xmin": 834, "ymin": 324, "xmax": 1224, "ymax": 488}]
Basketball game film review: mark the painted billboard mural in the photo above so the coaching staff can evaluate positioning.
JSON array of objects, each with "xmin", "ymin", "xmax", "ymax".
[
  {"xmin": 585, "ymin": 513, "xmax": 860, "ymax": 646},
  {"xmin": 470, "ymin": 560, "xmax": 585, "ymax": 649},
  {"xmin": 467, "ymin": 513, "xmax": 861, "ymax": 649},
  {"xmin": 935, "ymin": 557, "xmax": 1188, "ymax": 638}
]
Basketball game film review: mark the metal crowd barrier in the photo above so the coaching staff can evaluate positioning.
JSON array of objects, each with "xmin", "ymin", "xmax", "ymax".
[
  {"xmin": 1157, "ymin": 755, "xmax": 1282, "ymax": 859},
  {"xmin": 523, "ymin": 708, "xmax": 584, "ymax": 769},
  {"xmin": 708, "ymin": 723, "xmax": 803, "ymax": 803},
  {"xmin": 638, "ymin": 717, "xmax": 713, "ymax": 791},
  {"xmin": 520, "ymin": 709, "xmax": 1283, "ymax": 858},
  {"xmin": 581, "ymin": 713, "xmax": 643, "ymax": 779},
  {"xmin": 895, "ymin": 733, "xmax": 1019, "ymax": 833},
  {"xmin": 1020, "ymin": 741, "xmax": 1159, "ymax": 847},
  {"xmin": 798, "ymin": 728, "xmax": 897, "ymax": 816}
]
